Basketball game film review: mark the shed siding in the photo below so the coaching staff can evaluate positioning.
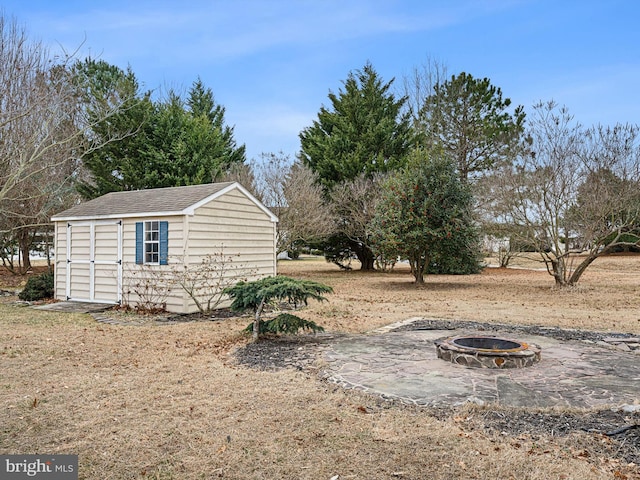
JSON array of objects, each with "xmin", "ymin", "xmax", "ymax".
[
  {"xmin": 54, "ymin": 222, "xmax": 67, "ymax": 300},
  {"xmin": 93, "ymin": 265, "xmax": 119, "ymax": 301},
  {"xmin": 184, "ymin": 189, "xmax": 276, "ymax": 312},
  {"xmin": 69, "ymin": 263, "xmax": 91, "ymax": 300},
  {"xmin": 67, "ymin": 224, "xmax": 91, "ymax": 301},
  {"xmin": 120, "ymin": 217, "xmax": 186, "ymax": 313},
  {"xmin": 91, "ymin": 222, "xmax": 120, "ymax": 303},
  {"xmin": 94, "ymin": 223, "xmax": 119, "ymax": 260}
]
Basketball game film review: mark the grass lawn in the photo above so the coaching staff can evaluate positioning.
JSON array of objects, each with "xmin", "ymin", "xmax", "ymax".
[{"xmin": 1, "ymin": 254, "xmax": 639, "ymax": 479}]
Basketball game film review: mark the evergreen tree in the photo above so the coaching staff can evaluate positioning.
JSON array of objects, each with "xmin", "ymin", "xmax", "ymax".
[
  {"xmin": 418, "ymin": 72, "xmax": 526, "ymax": 182},
  {"xmin": 299, "ymin": 63, "xmax": 414, "ymax": 269},
  {"xmin": 187, "ymin": 77, "xmax": 246, "ymax": 167},
  {"xmin": 73, "ymin": 59, "xmax": 155, "ymax": 198},
  {"xmin": 75, "ymin": 65, "xmax": 246, "ymax": 197},
  {"xmin": 371, "ymin": 150, "xmax": 481, "ymax": 284},
  {"xmin": 299, "ymin": 62, "xmax": 414, "ymax": 190},
  {"xmin": 224, "ymin": 276, "xmax": 332, "ymax": 342}
]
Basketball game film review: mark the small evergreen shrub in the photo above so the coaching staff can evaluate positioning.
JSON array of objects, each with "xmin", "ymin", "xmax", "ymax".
[
  {"xmin": 224, "ymin": 275, "xmax": 332, "ymax": 341},
  {"xmin": 19, "ymin": 270, "xmax": 54, "ymax": 301},
  {"xmin": 244, "ymin": 312, "xmax": 325, "ymax": 335}
]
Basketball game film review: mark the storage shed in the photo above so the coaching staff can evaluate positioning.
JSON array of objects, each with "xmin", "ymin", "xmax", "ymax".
[{"xmin": 51, "ymin": 182, "xmax": 278, "ymax": 313}]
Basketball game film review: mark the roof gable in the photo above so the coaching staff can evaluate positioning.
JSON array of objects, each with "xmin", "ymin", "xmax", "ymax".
[{"xmin": 51, "ymin": 182, "xmax": 278, "ymax": 222}]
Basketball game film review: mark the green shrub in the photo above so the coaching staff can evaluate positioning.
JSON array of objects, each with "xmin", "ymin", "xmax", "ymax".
[
  {"xmin": 224, "ymin": 275, "xmax": 332, "ymax": 341},
  {"xmin": 244, "ymin": 312, "xmax": 325, "ymax": 335},
  {"xmin": 19, "ymin": 270, "xmax": 54, "ymax": 301}
]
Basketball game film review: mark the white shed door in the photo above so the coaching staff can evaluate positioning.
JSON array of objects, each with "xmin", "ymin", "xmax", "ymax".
[{"xmin": 66, "ymin": 220, "xmax": 122, "ymax": 304}]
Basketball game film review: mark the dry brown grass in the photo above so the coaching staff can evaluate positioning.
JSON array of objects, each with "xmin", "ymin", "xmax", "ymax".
[
  {"xmin": 1, "ymin": 255, "xmax": 639, "ymax": 479},
  {"xmin": 280, "ymin": 253, "xmax": 640, "ymax": 335}
]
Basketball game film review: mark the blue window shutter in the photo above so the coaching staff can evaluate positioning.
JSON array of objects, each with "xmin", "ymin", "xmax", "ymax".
[
  {"xmin": 135, "ymin": 222, "xmax": 143, "ymax": 264},
  {"xmin": 159, "ymin": 221, "xmax": 169, "ymax": 265}
]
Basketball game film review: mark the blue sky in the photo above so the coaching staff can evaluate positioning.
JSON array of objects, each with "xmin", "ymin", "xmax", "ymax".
[{"xmin": 3, "ymin": 0, "xmax": 639, "ymax": 162}]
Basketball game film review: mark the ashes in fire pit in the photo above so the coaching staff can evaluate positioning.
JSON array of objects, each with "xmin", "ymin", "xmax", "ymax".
[{"xmin": 434, "ymin": 335, "xmax": 541, "ymax": 369}]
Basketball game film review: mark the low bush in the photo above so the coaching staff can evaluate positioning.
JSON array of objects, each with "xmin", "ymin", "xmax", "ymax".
[
  {"xmin": 244, "ymin": 312, "xmax": 325, "ymax": 335},
  {"xmin": 19, "ymin": 270, "xmax": 54, "ymax": 301}
]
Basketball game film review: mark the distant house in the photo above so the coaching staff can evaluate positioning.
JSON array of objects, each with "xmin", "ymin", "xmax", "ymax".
[{"xmin": 51, "ymin": 182, "xmax": 278, "ymax": 313}]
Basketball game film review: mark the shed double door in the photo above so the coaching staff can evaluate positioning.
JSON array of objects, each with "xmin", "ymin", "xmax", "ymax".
[{"xmin": 66, "ymin": 220, "xmax": 122, "ymax": 304}]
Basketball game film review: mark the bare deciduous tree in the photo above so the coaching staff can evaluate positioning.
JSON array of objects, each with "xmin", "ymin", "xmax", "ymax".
[
  {"xmin": 0, "ymin": 16, "xmax": 138, "ymax": 273},
  {"xmin": 171, "ymin": 248, "xmax": 256, "ymax": 314},
  {"xmin": 402, "ymin": 55, "xmax": 449, "ymax": 129},
  {"xmin": 328, "ymin": 173, "xmax": 386, "ymax": 270},
  {"xmin": 484, "ymin": 101, "xmax": 640, "ymax": 286},
  {"xmin": 121, "ymin": 263, "xmax": 174, "ymax": 312},
  {"xmin": 279, "ymin": 163, "xmax": 334, "ymax": 254},
  {"xmin": 220, "ymin": 162, "xmax": 259, "ymax": 199},
  {"xmin": 254, "ymin": 152, "xmax": 333, "ymax": 255}
]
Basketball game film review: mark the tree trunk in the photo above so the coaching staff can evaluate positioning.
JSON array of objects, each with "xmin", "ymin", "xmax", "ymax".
[
  {"xmin": 413, "ymin": 263, "xmax": 425, "ymax": 284},
  {"xmin": 45, "ymin": 230, "xmax": 52, "ymax": 268},
  {"xmin": 545, "ymin": 256, "xmax": 566, "ymax": 286},
  {"xmin": 18, "ymin": 228, "xmax": 32, "ymax": 274},
  {"xmin": 353, "ymin": 243, "xmax": 375, "ymax": 271},
  {"xmin": 359, "ymin": 253, "xmax": 375, "ymax": 271},
  {"xmin": 410, "ymin": 253, "xmax": 428, "ymax": 284},
  {"xmin": 252, "ymin": 298, "xmax": 266, "ymax": 342},
  {"xmin": 568, "ymin": 254, "xmax": 599, "ymax": 285}
]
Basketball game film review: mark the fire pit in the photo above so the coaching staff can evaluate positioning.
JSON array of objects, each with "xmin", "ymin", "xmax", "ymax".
[{"xmin": 434, "ymin": 335, "xmax": 541, "ymax": 369}]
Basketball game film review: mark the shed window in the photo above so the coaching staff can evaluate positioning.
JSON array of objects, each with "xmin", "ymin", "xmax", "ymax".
[
  {"xmin": 144, "ymin": 221, "xmax": 160, "ymax": 264},
  {"xmin": 136, "ymin": 221, "xmax": 168, "ymax": 265}
]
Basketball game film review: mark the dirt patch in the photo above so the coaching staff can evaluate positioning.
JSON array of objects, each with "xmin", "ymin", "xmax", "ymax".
[{"xmin": 0, "ymin": 265, "xmax": 50, "ymax": 292}]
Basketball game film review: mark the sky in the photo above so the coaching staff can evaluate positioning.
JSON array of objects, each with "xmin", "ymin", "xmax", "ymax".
[{"xmin": 2, "ymin": 0, "xmax": 639, "ymax": 163}]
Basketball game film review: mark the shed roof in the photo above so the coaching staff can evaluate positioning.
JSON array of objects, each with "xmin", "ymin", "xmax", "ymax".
[{"xmin": 51, "ymin": 182, "xmax": 278, "ymax": 222}]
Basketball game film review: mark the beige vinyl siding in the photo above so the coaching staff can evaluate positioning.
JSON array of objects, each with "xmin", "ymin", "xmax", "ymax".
[
  {"xmin": 69, "ymin": 263, "xmax": 91, "ymax": 300},
  {"xmin": 93, "ymin": 264, "xmax": 119, "ymax": 301},
  {"xmin": 184, "ymin": 189, "xmax": 276, "ymax": 312},
  {"xmin": 120, "ymin": 217, "xmax": 187, "ymax": 313},
  {"xmin": 54, "ymin": 222, "xmax": 67, "ymax": 300},
  {"xmin": 94, "ymin": 223, "xmax": 119, "ymax": 261},
  {"xmin": 54, "ymin": 220, "xmax": 122, "ymax": 303},
  {"xmin": 92, "ymin": 222, "xmax": 120, "ymax": 303},
  {"xmin": 68, "ymin": 224, "xmax": 91, "ymax": 301},
  {"xmin": 189, "ymin": 190, "xmax": 276, "ymax": 270}
]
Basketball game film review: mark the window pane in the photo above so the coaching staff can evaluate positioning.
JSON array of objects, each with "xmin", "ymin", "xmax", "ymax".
[{"xmin": 143, "ymin": 221, "xmax": 161, "ymax": 264}]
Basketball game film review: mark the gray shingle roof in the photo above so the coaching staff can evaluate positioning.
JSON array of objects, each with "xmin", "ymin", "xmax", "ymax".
[{"xmin": 52, "ymin": 182, "xmax": 235, "ymax": 220}]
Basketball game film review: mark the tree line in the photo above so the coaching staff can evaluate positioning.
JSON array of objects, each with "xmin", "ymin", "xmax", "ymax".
[{"xmin": 2, "ymin": 15, "xmax": 639, "ymax": 287}]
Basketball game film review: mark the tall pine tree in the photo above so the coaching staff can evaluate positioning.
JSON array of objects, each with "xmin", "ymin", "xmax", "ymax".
[
  {"xmin": 74, "ymin": 59, "xmax": 155, "ymax": 198},
  {"xmin": 300, "ymin": 62, "xmax": 413, "ymax": 189},
  {"xmin": 418, "ymin": 72, "xmax": 526, "ymax": 182},
  {"xmin": 299, "ymin": 63, "xmax": 414, "ymax": 269},
  {"xmin": 76, "ymin": 64, "xmax": 246, "ymax": 197}
]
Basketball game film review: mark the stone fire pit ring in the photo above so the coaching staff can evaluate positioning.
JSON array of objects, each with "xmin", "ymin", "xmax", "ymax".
[{"xmin": 434, "ymin": 335, "xmax": 541, "ymax": 369}]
